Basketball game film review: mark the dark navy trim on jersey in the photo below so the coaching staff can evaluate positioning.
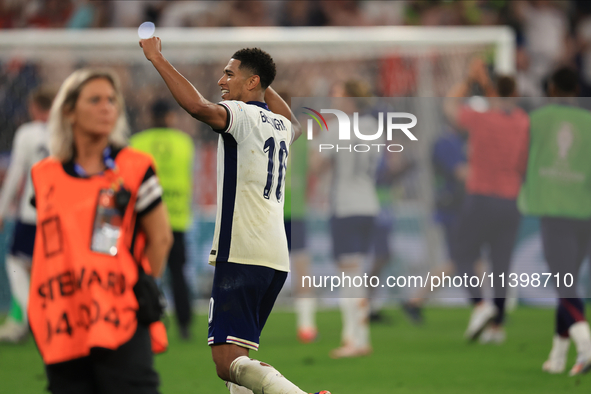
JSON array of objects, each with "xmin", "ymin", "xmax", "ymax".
[
  {"xmin": 213, "ymin": 104, "xmax": 231, "ymax": 133},
  {"xmin": 246, "ymin": 101, "xmax": 269, "ymax": 110},
  {"xmin": 217, "ymin": 133, "xmax": 238, "ymax": 262}
]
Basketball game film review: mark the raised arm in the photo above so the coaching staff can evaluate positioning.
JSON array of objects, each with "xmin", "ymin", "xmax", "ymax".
[
  {"xmin": 443, "ymin": 57, "xmax": 496, "ymax": 128},
  {"xmin": 265, "ymin": 87, "xmax": 302, "ymax": 143},
  {"xmin": 140, "ymin": 37, "xmax": 227, "ymax": 130},
  {"xmin": 443, "ymin": 82, "xmax": 471, "ymax": 128}
]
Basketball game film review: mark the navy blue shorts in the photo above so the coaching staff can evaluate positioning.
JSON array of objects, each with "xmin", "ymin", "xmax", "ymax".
[
  {"xmin": 10, "ymin": 221, "xmax": 36, "ymax": 260},
  {"xmin": 330, "ymin": 216, "xmax": 376, "ymax": 260},
  {"xmin": 208, "ymin": 262, "xmax": 287, "ymax": 351},
  {"xmin": 284, "ymin": 219, "xmax": 306, "ymax": 252}
]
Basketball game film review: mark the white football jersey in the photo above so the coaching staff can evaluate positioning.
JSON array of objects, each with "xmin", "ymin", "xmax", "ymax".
[
  {"xmin": 320, "ymin": 115, "xmax": 382, "ymax": 218},
  {"xmin": 209, "ymin": 100, "xmax": 293, "ymax": 272},
  {"xmin": 0, "ymin": 121, "xmax": 49, "ymax": 224}
]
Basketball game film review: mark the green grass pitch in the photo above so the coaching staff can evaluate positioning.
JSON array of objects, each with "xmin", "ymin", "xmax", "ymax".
[{"xmin": 0, "ymin": 307, "xmax": 589, "ymax": 393}]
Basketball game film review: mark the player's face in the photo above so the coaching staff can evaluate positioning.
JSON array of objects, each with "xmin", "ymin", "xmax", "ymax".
[
  {"xmin": 218, "ymin": 59, "xmax": 250, "ymax": 101},
  {"xmin": 69, "ymin": 78, "xmax": 119, "ymax": 138}
]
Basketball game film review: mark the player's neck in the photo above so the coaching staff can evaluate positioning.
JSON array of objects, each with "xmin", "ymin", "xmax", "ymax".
[
  {"xmin": 241, "ymin": 91, "xmax": 265, "ymax": 103},
  {"xmin": 73, "ymin": 132, "xmax": 110, "ymax": 175}
]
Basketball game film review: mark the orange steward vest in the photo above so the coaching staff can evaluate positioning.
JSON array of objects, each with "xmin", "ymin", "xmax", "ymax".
[{"xmin": 29, "ymin": 147, "xmax": 167, "ymax": 365}]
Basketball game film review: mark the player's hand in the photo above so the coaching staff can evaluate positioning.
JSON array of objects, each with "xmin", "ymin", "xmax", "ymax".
[
  {"xmin": 467, "ymin": 57, "xmax": 489, "ymax": 86},
  {"xmin": 0, "ymin": 217, "xmax": 4, "ymax": 233},
  {"xmin": 140, "ymin": 37, "xmax": 162, "ymax": 62}
]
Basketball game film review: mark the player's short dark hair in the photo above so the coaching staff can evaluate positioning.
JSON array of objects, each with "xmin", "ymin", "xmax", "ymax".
[
  {"xmin": 151, "ymin": 99, "xmax": 172, "ymax": 118},
  {"xmin": 550, "ymin": 67, "xmax": 579, "ymax": 95},
  {"xmin": 495, "ymin": 76, "xmax": 516, "ymax": 98},
  {"xmin": 231, "ymin": 48, "xmax": 276, "ymax": 89},
  {"xmin": 151, "ymin": 99, "xmax": 173, "ymax": 127},
  {"xmin": 29, "ymin": 86, "xmax": 56, "ymax": 111}
]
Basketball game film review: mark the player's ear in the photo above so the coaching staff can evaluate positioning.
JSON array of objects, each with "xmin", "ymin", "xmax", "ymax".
[{"xmin": 247, "ymin": 75, "xmax": 261, "ymax": 91}]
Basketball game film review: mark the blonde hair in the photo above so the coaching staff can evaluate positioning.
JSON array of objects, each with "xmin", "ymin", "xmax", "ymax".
[{"xmin": 48, "ymin": 68, "xmax": 129, "ymax": 162}]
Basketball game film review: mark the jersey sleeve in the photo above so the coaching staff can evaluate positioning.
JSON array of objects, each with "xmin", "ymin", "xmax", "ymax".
[
  {"xmin": 214, "ymin": 101, "xmax": 254, "ymax": 143},
  {"xmin": 135, "ymin": 166, "xmax": 163, "ymax": 216}
]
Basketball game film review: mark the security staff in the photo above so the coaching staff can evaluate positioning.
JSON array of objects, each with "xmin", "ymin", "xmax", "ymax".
[{"xmin": 29, "ymin": 69, "xmax": 172, "ymax": 394}]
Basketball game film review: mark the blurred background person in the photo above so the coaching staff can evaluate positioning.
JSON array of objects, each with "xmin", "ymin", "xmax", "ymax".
[
  {"xmin": 367, "ymin": 147, "xmax": 416, "ymax": 324},
  {"xmin": 444, "ymin": 59, "xmax": 529, "ymax": 344},
  {"xmin": 29, "ymin": 68, "xmax": 171, "ymax": 393},
  {"xmin": 0, "ymin": 86, "xmax": 54, "ymax": 343},
  {"xmin": 511, "ymin": 1, "xmax": 570, "ymax": 94},
  {"xmin": 313, "ymin": 80, "xmax": 382, "ymax": 358},
  {"xmin": 366, "ymin": 153, "xmax": 397, "ymax": 325},
  {"xmin": 518, "ymin": 67, "xmax": 591, "ymax": 376},
  {"xmin": 401, "ymin": 122, "xmax": 468, "ymax": 323},
  {"xmin": 131, "ymin": 99, "xmax": 195, "ymax": 341},
  {"xmin": 281, "ymin": 89, "xmax": 318, "ymax": 344}
]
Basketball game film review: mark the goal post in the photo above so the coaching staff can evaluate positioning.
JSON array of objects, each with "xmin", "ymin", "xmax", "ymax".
[
  {"xmin": 0, "ymin": 26, "xmax": 516, "ymax": 305},
  {"xmin": 0, "ymin": 26, "xmax": 515, "ymax": 72}
]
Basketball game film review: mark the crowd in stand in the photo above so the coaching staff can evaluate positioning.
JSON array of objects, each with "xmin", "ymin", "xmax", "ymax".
[
  {"xmin": 2, "ymin": 0, "xmax": 591, "ymax": 150},
  {"xmin": 2, "ymin": 1, "xmax": 591, "ymax": 95}
]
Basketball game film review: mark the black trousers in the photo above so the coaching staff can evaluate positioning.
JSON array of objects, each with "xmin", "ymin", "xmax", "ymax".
[
  {"xmin": 540, "ymin": 217, "xmax": 591, "ymax": 335},
  {"xmin": 45, "ymin": 324, "xmax": 160, "ymax": 394},
  {"xmin": 454, "ymin": 194, "xmax": 521, "ymax": 300},
  {"xmin": 540, "ymin": 216, "xmax": 591, "ymax": 299},
  {"xmin": 168, "ymin": 231, "xmax": 192, "ymax": 329}
]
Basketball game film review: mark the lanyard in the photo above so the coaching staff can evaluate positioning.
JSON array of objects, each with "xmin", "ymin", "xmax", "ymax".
[
  {"xmin": 74, "ymin": 147, "xmax": 127, "ymax": 200},
  {"xmin": 73, "ymin": 146, "xmax": 131, "ymax": 217},
  {"xmin": 73, "ymin": 147, "xmax": 117, "ymax": 178}
]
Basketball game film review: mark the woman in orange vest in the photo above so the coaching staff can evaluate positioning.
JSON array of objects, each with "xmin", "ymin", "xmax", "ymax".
[{"xmin": 29, "ymin": 68, "xmax": 173, "ymax": 394}]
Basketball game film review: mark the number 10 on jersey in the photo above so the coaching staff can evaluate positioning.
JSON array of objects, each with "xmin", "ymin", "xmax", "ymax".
[{"xmin": 263, "ymin": 137, "xmax": 288, "ymax": 202}]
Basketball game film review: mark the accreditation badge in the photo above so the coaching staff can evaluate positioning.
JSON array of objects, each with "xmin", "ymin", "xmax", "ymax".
[{"xmin": 91, "ymin": 189, "xmax": 123, "ymax": 256}]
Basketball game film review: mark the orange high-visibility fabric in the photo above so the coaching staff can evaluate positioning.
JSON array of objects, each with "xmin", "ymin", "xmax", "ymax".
[{"xmin": 29, "ymin": 147, "xmax": 167, "ymax": 365}]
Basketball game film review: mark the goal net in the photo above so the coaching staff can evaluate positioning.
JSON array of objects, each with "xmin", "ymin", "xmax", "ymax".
[{"xmin": 0, "ymin": 26, "xmax": 518, "ymax": 308}]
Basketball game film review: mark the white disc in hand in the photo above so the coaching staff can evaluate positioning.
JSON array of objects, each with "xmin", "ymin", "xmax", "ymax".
[{"xmin": 138, "ymin": 22, "xmax": 156, "ymax": 39}]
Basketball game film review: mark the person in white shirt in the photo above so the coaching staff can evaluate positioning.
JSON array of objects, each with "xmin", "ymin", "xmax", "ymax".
[
  {"xmin": 314, "ymin": 80, "xmax": 383, "ymax": 358},
  {"xmin": 140, "ymin": 37, "xmax": 330, "ymax": 394},
  {"xmin": 0, "ymin": 87, "xmax": 54, "ymax": 343}
]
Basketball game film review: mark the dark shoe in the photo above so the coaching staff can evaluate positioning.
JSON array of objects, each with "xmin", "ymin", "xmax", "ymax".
[
  {"xmin": 402, "ymin": 302, "xmax": 424, "ymax": 325},
  {"xmin": 369, "ymin": 311, "xmax": 392, "ymax": 325},
  {"xmin": 179, "ymin": 325, "xmax": 191, "ymax": 341}
]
